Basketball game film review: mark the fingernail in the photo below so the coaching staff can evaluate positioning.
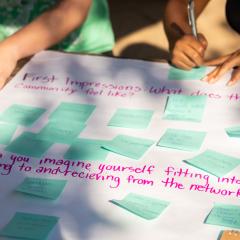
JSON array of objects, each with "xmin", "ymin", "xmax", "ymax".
[
  {"xmin": 227, "ymin": 81, "xmax": 234, "ymax": 86},
  {"xmin": 201, "ymin": 76, "xmax": 209, "ymax": 82},
  {"xmin": 209, "ymin": 78, "xmax": 216, "ymax": 84}
]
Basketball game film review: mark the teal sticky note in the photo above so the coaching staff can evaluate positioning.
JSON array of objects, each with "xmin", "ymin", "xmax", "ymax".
[
  {"xmin": 184, "ymin": 149, "xmax": 240, "ymax": 177},
  {"xmin": 0, "ymin": 212, "xmax": 58, "ymax": 240},
  {"xmin": 205, "ymin": 203, "xmax": 240, "ymax": 229},
  {"xmin": 102, "ymin": 135, "xmax": 155, "ymax": 160},
  {"xmin": 110, "ymin": 193, "xmax": 170, "ymax": 220},
  {"xmin": 50, "ymin": 102, "xmax": 95, "ymax": 123},
  {"xmin": 168, "ymin": 66, "xmax": 207, "ymax": 80},
  {"xmin": 0, "ymin": 123, "xmax": 17, "ymax": 145},
  {"xmin": 0, "ymin": 104, "xmax": 46, "ymax": 126},
  {"xmin": 108, "ymin": 108, "xmax": 154, "ymax": 129},
  {"xmin": 36, "ymin": 120, "xmax": 86, "ymax": 144},
  {"xmin": 226, "ymin": 126, "xmax": 240, "ymax": 138},
  {"xmin": 5, "ymin": 132, "xmax": 53, "ymax": 158},
  {"xmin": 157, "ymin": 128, "xmax": 206, "ymax": 151},
  {"xmin": 64, "ymin": 138, "xmax": 110, "ymax": 161},
  {"xmin": 164, "ymin": 95, "xmax": 207, "ymax": 122},
  {"xmin": 16, "ymin": 177, "xmax": 67, "ymax": 200}
]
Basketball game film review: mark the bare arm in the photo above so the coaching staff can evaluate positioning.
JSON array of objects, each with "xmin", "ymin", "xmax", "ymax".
[
  {"xmin": 164, "ymin": 0, "xmax": 209, "ymax": 49},
  {"xmin": 2, "ymin": 0, "xmax": 92, "ymax": 60},
  {"xmin": 0, "ymin": 0, "xmax": 91, "ymax": 88},
  {"xmin": 164, "ymin": 0, "xmax": 210, "ymax": 69}
]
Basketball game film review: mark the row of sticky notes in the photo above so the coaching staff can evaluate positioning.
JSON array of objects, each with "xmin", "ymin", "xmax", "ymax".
[
  {"xmin": 63, "ymin": 135, "xmax": 155, "ymax": 160},
  {"xmin": 1, "ymin": 197, "xmax": 240, "ymax": 240},
  {"xmin": 110, "ymin": 193, "xmax": 240, "ymax": 230},
  {"xmin": 4, "ymin": 132, "xmax": 240, "ymax": 178},
  {"xmin": 109, "ymin": 94, "xmax": 207, "ymax": 127},
  {"xmin": 0, "ymin": 103, "xmax": 94, "ymax": 147},
  {"xmin": 0, "ymin": 94, "xmax": 206, "ymax": 133},
  {"xmin": 4, "ymin": 133, "xmax": 155, "ymax": 160},
  {"xmin": 2, "ymin": 101, "xmax": 240, "ymax": 140},
  {"xmin": 0, "ymin": 103, "xmax": 95, "ymax": 127}
]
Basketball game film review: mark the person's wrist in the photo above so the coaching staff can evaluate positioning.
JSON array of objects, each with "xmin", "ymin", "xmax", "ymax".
[{"xmin": 0, "ymin": 39, "xmax": 21, "ymax": 62}]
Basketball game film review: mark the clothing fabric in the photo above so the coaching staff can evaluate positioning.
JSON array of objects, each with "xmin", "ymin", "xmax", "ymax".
[
  {"xmin": 226, "ymin": 0, "xmax": 240, "ymax": 34},
  {"xmin": 0, "ymin": 0, "xmax": 115, "ymax": 53}
]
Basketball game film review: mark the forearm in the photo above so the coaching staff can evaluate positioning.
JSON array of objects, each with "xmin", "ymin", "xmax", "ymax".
[
  {"xmin": 164, "ymin": 0, "xmax": 210, "ymax": 49},
  {"xmin": 0, "ymin": 0, "xmax": 92, "ymax": 60}
]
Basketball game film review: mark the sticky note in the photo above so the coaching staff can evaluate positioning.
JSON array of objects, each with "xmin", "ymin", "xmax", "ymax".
[
  {"xmin": 0, "ymin": 123, "xmax": 17, "ymax": 145},
  {"xmin": 110, "ymin": 193, "xmax": 170, "ymax": 220},
  {"xmin": 16, "ymin": 177, "xmax": 67, "ymax": 200},
  {"xmin": 226, "ymin": 126, "xmax": 240, "ymax": 138},
  {"xmin": 157, "ymin": 128, "xmax": 206, "ymax": 151},
  {"xmin": 168, "ymin": 66, "xmax": 207, "ymax": 80},
  {"xmin": 184, "ymin": 149, "xmax": 240, "ymax": 177},
  {"xmin": 5, "ymin": 132, "xmax": 53, "ymax": 158},
  {"xmin": 0, "ymin": 104, "xmax": 45, "ymax": 126},
  {"xmin": 0, "ymin": 212, "xmax": 58, "ymax": 240},
  {"xmin": 36, "ymin": 120, "xmax": 86, "ymax": 144},
  {"xmin": 220, "ymin": 230, "xmax": 240, "ymax": 240},
  {"xmin": 64, "ymin": 138, "xmax": 110, "ymax": 161},
  {"xmin": 205, "ymin": 203, "xmax": 240, "ymax": 229},
  {"xmin": 50, "ymin": 102, "xmax": 95, "ymax": 123},
  {"xmin": 102, "ymin": 135, "xmax": 155, "ymax": 160},
  {"xmin": 163, "ymin": 95, "xmax": 207, "ymax": 122},
  {"xmin": 108, "ymin": 108, "xmax": 154, "ymax": 129}
]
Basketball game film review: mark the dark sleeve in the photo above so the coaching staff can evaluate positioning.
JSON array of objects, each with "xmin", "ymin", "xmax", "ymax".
[{"xmin": 226, "ymin": 0, "xmax": 240, "ymax": 34}]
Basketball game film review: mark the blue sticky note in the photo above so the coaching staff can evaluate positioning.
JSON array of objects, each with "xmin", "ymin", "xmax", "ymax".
[
  {"xmin": 16, "ymin": 177, "xmax": 67, "ymax": 200},
  {"xmin": 157, "ymin": 128, "xmax": 206, "ymax": 151},
  {"xmin": 5, "ymin": 132, "xmax": 54, "ymax": 158},
  {"xmin": 205, "ymin": 203, "xmax": 240, "ymax": 229},
  {"xmin": 36, "ymin": 120, "xmax": 86, "ymax": 144},
  {"xmin": 184, "ymin": 149, "xmax": 240, "ymax": 177},
  {"xmin": 102, "ymin": 135, "xmax": 155, "ymax": 160},
  {"xmin": 50, "ymin": 102, "xmax": 95, "ymax": 123},
  {"xmin": 108, "ymin": 108, "xmax": 154, "ymax": 129},
  {"xmin": 226, "ymin": 126, "xmax": 240, "ymax": 138},
  {"xmin": 0, "ymin": 212, "xmax": 58, "ymax": 240},
  {"xmin": 168, "ymin": 66, "xmax": 207, "ymax": 80},
  {"xmin": 64, "ymin": 138, "xmax": 110, "ymax": 161},
  {"xmin": 110, "ymin": 193, "xmax": 170, "ymax": 220},
  {"xmin": 0, "ymin": 123, "xmax": 17, "ymax": 145},
  {"xmin": 0, "ymin": 104, "xmax": 46, "ymax": 126},
  {"xmin": 163, "ymin": 95, "xmax": 207, "ymax": 122}
]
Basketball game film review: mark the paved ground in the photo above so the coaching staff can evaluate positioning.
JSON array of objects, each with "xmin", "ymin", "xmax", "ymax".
[{"xmin": 109, "ymin": 0, "xmax": 240, "ymax": 61}]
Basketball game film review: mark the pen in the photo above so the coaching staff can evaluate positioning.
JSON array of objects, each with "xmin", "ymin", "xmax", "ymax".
[{"xmin": 188, "ymin": 0, "xmax": 198, "ymax": 39}]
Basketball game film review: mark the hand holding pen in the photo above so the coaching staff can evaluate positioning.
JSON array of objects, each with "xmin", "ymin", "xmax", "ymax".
[{"xmin": 170, "ymin": 0, "xmax": 208, "ymax": 70}]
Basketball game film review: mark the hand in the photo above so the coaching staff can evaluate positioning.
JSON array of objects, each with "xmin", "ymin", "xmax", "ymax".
[
  {"xmin": 171, "ymin": 33, "xmax": 208, "ymax": 70},
  {"xmin": 0, "ymin": 42, "xmax": 19, "ymax": 89},
  {"xmin": 203, "ymin": 49, "xmax": 240, "ymax": 86}
]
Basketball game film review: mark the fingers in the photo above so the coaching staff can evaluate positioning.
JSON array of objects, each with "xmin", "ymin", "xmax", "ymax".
[
  {"xmin": 201, "ymin": 66, "xmax": 221, "ymax": 84},
  {"xmin": 197, "ymin": 33, "xmax": 208, "ymax": 50},
  {"xmin": 204, "ymin": 54, "xmax": 231, "ymax": 66},
  {"xmin": 227, "ymin": 67, "xmax": 240, "ymax": 86},
  {"xmin": 202, "ymin": 50, "xmax": 240, "ymax": 86},
  {"xmin": 0, "ymin": 77, "xmax": 7, "ymax": 89},
  {"xmin": 204, "ymin": 50, "xmax": 240, "ymax": 66},
  {"xmin": 171, "ymin": 34, "xmax": 207, "ymax": 70}
]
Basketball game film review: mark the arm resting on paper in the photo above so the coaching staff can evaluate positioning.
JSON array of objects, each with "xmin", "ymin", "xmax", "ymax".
[{"xmin": 0, "ymin": 0, "xmax": 92, "ymax": 89}]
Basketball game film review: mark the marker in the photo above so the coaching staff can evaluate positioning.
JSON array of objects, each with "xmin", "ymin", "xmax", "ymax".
[{"xmin": 188, "ymin": 0, "xmax": 198, "ymax": 39}]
